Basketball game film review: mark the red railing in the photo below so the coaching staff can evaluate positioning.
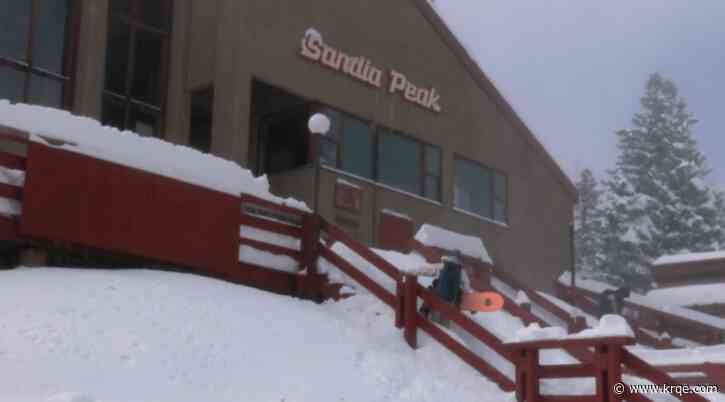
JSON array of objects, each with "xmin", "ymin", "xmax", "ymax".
[
  {"xmin": 321, "ymin": 223, "xmax": 516, "ymax": 391},
  {"xmin": 0, "ymin": 126, "xmax": 28, "ymax": 242},
  {"xmin": 620, "ymin": 349, "xmax": 712, "ymax": 402}
]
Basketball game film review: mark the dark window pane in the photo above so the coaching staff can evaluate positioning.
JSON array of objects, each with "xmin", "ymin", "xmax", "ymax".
[
  {"xmin": 425, "ymin": 145, "xmax": 441, "ymax": 176},
  {"xmin": 454, "ymin": 159, "xmax": 491, "ymax": 218},
  {"xmin": 33, "ymin": 0, "xmax": 70, "ymax": 74},
  {"xmin": 135, "ymin": 0, "xmax": 172, "ymax": 30},
  {"xmin": 494, "ymin": 200, "xmax": 506, "ymax": 223},
  {"xmin": 102, "ymin": 96, "xmax": 126, "ymax": 130},
  {"xmin": 494, "ymin": 173, "xmax": 507, "ymax": 222},
  {"xmin": 131, "ymin": 30, "xmax": 163, "ymax": 105},
  {"xmin": 0, "ymin": 0, "xmax": 31, "ymax": 62},
  {"xmin": 131, "ymin": 106, "xmax": 158, "ymax": 137},
  {"xmin": 104, "ymin": 19, "xmax": 130, "ymax": 95},
  {"xmin": 27, "ymin": 74, "xmax": 63, "ymax": 107},
  {"xmin": 319, "ymin": 107, "xmax": 341, "ymax": 140},
  {"xmin": 319, "ymin": 137, "xmax": 337, "ymax": 167},
  {"xmin": 424, "ymin": 175, "xmax": 440, "ymax": 202},
  {"xmin": 494, "ymin": 173, "xmax": 506, "ymax": 201},
  {"xmin": 341, "ymin": 117, "xmax": 373, "ymax": 179},
  {"xmin": 109, "ymin": 0, "xmax": 131, "ymax": 17},
  {"xmin": 378, "ymin": 130, "xmax": 421, "ymax": 195},
  {"xmin": 0, "ymin": 66, "xmax": 26, "ymax": 102},
  {"xmin": 189, "ymin": 88, "xmax": 213, "ymax": 153}
]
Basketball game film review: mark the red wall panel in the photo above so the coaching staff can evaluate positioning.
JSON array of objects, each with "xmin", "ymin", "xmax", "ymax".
[
  {"xmin": 378, "ymin": 211, "xmax": 414, "ymax": 253},
  {"xmin": 20, "ymin": 143, "xmax": 239, "ymax": 274}
]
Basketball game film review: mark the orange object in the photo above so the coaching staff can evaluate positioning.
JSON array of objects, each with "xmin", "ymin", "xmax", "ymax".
[{"xmin": 460, "ymin": 292, "xmax": 505, "ymax": 312}]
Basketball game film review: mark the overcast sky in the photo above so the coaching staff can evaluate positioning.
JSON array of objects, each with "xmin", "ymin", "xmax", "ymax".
[{"xmin": 433, "ymin": 1, "xmax": 725, "ymax": 189}]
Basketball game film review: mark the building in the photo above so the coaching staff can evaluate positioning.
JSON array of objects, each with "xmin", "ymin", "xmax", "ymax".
[
  {"xmin": 651, "ymin": 251, "xmax": 725, "ymax": 288},
  {"xmin": 0, "ymin": 0, "xmax": 576, "ymax": 291}
]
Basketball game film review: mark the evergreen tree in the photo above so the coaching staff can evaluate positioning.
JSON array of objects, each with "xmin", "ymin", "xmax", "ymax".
[
  {"xmin": 574, "ymin": 169, "xmax": 604, "ymax": 274},
  {"xmin": 601, "ymin": 73, "xmax": 724, "ymax": 288}
]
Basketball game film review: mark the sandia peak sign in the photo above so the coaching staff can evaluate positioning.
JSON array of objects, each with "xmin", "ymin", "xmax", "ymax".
[{"xmin": 300, "ymin": 29, "xmax": 442, "ymax": 113}]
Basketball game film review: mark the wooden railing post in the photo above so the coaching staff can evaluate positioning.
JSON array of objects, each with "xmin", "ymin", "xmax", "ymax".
[
  {"xmin": 299, "ymin": 213, "xmax": 322, "ymax": 300},
  {"xmin": 525, "ymin": 349, "xmax": 539, "ymax": 402},
  {"xmin": 568, "ymin": 315, "xmax": 586, "ymax": 334},
  {"xmin": 515, "ymin": 351, "xmax": 526, "ymax": 402},
  {"xmin": 395, "ymin": 279, "xmax": 404, "ymax": 329},
  {"xmin": 404, "ymin": 274, "xmax": 418, "ymax": 349},
  {"xmin": 606, "ymin": 344, "xmax": 623, "ymax": 402}
]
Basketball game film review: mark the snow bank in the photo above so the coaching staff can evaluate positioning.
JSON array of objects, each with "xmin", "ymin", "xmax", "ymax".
[
  {"xmin": 653, "ymin": 250, "xmax": 725, "ymax": 266},
  {"xmin": 646, "ymin": 283, "xmax": 725, "ymax": 307},
  {"xmin": 0, "ymin": 101, "xmax": 309, "ymax": 211},
  {"xmin": 0, "ymin": 268, "xmax": 511, "ymax": 402},
  {"xmin": 414, "ymin": 224, "xmax": 492, "ymax": 264}
]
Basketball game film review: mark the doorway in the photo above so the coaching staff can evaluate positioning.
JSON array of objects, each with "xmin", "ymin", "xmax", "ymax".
[{"xmin": 250, "ymin": 80, "xmax": 316, "ymax": 176}]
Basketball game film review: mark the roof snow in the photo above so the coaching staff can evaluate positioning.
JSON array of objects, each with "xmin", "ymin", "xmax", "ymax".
[
  {"xmin": 652, "ymin": 250, "xmax": 725, "ymax": 267},
  {"xmin": 414, "ymin": 224, "xmax": 493, "ymax": 264}
]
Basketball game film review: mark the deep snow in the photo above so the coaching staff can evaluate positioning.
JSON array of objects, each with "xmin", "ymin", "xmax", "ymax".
[{"xmin": 0, "ymin": 268, "xmax": 512, "ymax": 402}]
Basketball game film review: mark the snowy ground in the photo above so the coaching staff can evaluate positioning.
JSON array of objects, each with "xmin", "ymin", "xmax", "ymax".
[{"xmin": 0, "ymin": 268, "xmax": 512, "ymax": 402}]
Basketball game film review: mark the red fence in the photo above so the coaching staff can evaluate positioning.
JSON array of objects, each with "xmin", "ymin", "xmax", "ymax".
[{"xmin": 2, "ymin": 124, "xmax": 718, "ymax": 401}]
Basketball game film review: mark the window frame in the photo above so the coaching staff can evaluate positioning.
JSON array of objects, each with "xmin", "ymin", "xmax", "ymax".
[
  {"xmin": 453, "ymin": 154, "xmax": 509, "ymax": 224},
  {"xmin": 102, "ymin": 0, "xmax": 173, "ymax": 137},
  {"xmin": 0, "ymin": 0, "xmax": 80, "ymax": 109},
  {"xmin": 315, "ymin": 105, "xmax": 442, "ymax": 202}
]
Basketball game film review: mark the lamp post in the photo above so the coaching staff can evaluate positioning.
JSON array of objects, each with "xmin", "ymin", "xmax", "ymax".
[{"xmin": 308, "ymin": 113, "xmax": 331, "ymax": 213}]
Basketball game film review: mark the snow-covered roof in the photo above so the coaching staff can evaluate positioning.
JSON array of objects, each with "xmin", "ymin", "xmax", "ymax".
[
  {"xmin": 646, "ymin": 283, "xmax": 725, "ymax": 307},
  {"xmin": 0, "ymin": 101, "xmax": 309, "ymax": 211},
  {"xmin": 652, "ymin": 250, "xmax": 725, "ymax": 267},
  {"xmin": 414, "ymin": 224, "xmax": 493, "ymax": 264}
]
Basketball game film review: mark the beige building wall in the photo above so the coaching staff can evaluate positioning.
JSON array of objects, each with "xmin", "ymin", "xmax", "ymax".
[{"xmin": 56, "ymin": 0, "xmax": 575, "ymax": 292}]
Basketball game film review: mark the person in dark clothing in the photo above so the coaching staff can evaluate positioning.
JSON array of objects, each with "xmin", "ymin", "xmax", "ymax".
[
  {"xmin": 435, "ymin": 257, "xmax": 463, "ymax": 306},
  {"xmin": 612, "ymin": 286, "xmax": 631, "ymax": 314},
  {"xmin": 598, "ymin": 289, "xmax": 616, "ymax": 316},
  {"xmin": 419, "ymin": 278, "xmax": 439, "ymax": 318},
  {"xmin": 430, "ymin": 255, "xmax": 463, "ymax": 326}
]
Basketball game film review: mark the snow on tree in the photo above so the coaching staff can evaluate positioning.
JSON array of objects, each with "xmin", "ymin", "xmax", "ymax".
[
  {"xmin": 600, "ymin": 73, "xmax": 725, "ymax": 288},
  {"xmin": 574, "ymin": 169, "xmax": 605, "ymax": 275}
]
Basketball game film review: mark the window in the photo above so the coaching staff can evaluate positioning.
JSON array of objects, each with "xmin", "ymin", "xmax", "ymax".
[
  {"xmin": 0, "ymin": 0, "xmax": 75, "ymax": 108},
  {"xmin": 340, "ymin": 116, "xmax": 374, "ymax": 179},
  {"xmin": 316, "ymin": 107, "xmax": 442, "ymax": 201},
  {"xmin": 102, "ymin": 0, "xmax": 172, "ymax": 137},
  {"xmin": 378, "ymin": 130, "xmax": 422, "ymax": 195},
  {"xmin": 455, "ymin": 157, "xmax": 507, "ymax": 223},
  {"xmin": 424, "ymin": 145, "xmax": 442, "ymax": 201}
]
